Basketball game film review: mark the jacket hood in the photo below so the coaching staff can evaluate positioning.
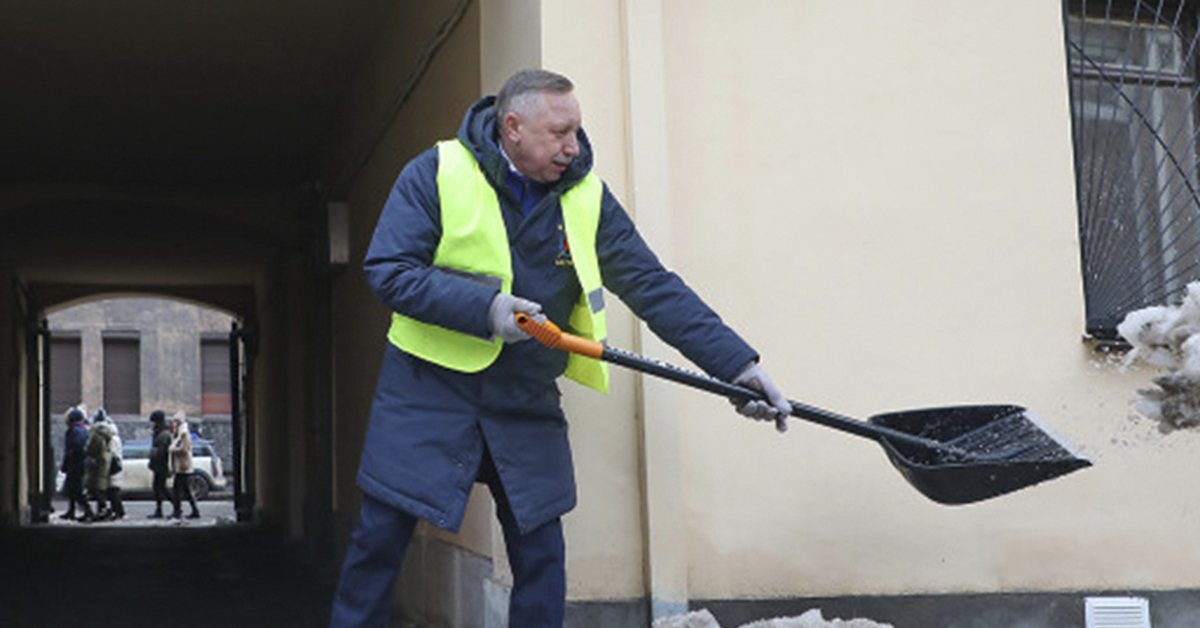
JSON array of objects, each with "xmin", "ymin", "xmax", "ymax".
[{"xmin": 456, "ymin": 95, "xmax": 594, "ymax": 194}]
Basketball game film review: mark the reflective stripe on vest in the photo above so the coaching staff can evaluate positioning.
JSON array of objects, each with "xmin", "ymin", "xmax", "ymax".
[
  {"xmin": 387, "ymin": 139, "xmax": 610, "ymax": 392},
  {"xmin": 559, "ymin": 173, "xmax": 609, "ymax": 393}
]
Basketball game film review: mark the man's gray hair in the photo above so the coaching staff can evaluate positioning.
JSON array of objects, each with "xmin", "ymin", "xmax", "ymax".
[{"xmin": 495, "ymin": 69, "xmax": 574, "ymax": 120}]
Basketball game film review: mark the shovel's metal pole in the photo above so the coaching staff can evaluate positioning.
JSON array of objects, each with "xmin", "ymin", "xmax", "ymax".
[
  {"xmin": 515, "ymin": 313, "xmax": 966, "ymax": 455},
  {"xmin": 599, "ymin": 345, "xmax": 956, "ymax": 453}
]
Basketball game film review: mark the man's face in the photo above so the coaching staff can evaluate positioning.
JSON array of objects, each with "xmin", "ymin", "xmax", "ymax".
[{"xmin": 501, "ymin": 90, "xmax": 581, "ymax": 183}]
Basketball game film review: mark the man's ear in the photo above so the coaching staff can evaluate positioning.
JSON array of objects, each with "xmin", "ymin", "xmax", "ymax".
[{"xmin": 502, "ymin": 112, "xmax": 522, "ymax": 143}]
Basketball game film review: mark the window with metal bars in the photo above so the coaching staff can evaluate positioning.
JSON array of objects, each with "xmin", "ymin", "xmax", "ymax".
[{"xmin": 1065, "ymin": 0, "xmax": 1200, "ymax": 338}]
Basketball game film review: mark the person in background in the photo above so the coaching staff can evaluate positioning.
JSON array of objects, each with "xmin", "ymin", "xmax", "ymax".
[
  {"xmin": 59, "ymin": 407, "xmax": 93, "ymax": 521},
  {"xmin": 98, "ymin": 410, "xmax": 126, "ymax": 520},
  {"xmin": 82, "ymin": 408, "xmax": 117, "ymax": 522},
  {"xmin": 169, "ymin": 412, "xmax": 200, "ymax": 519},
  {"xmin": 147, "ymin": 410, "xmax": 172, "ymax": 519},
  {"xmin": 328, "ymin": 68, "xmax": 790, "ymax": 628}
]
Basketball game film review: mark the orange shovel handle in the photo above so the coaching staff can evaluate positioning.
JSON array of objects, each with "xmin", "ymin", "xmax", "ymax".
[{"xmin": 514, "ymin": 313, "xmax": 605, "ymax": 359}]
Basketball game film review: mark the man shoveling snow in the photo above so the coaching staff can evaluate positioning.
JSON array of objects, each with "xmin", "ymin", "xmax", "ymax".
[{"xmin": 1117, "ymin": 280, "xmax": 1200, "ymax": 430}]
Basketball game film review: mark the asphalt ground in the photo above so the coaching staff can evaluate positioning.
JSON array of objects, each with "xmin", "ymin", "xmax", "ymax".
[
  {"xmin": 47, "ymin": 495, "xmax": 237, "ymax": 528},
  {"xmin": 0, "ymin": 497, "xmax": 336, "ymax": 628}
]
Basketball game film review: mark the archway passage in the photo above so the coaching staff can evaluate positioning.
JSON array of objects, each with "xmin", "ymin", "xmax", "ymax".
[
  {"xmin": 0, "ymin": 0, "xmax": 387, "ymax": 537},
  {"xmin": 0, "ymin": 226, "xmax": 341, "ymax": 625},
  {"xmin": 0, "ymin": 0, "xmax": 479, "ymax": 624},
  {"xmin": 1, "ymin": 194, "xmax": 340, "ymax": 623}
]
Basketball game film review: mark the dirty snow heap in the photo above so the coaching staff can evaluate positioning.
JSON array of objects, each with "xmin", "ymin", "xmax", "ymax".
[
  {"xmin": 651, "ymin": 608, "xmax": 893, "ymax": 628},
  {"xmin": 1117, "ymin": 280, "xmax": 1200, "ymax": 430}
]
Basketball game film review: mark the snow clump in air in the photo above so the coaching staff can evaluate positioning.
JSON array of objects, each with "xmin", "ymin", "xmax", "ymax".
[{"xmin": 1117, "ymin": 280, "xmax": 1200, "ymax": 430}]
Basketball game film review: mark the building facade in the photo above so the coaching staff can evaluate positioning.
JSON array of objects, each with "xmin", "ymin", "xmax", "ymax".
[{"xmin": 46, "ymin": 298, "xmax": 235, "ymax": 473}]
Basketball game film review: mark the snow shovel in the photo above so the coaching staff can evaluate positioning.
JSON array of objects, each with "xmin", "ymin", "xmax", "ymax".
[{"xmin": 515, "ymin": 314, "xmax": 1092, "ymax": 505}]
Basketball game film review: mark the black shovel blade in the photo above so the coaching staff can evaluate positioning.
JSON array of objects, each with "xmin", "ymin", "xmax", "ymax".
[{"xmin": 868, "ymin": 405, "xmax": 1092, "ymax": 505}]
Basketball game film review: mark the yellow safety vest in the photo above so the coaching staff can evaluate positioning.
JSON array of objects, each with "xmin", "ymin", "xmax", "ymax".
[{"xmin": 387, "ymin": 140, "xmax": 610, "ymax": 392}]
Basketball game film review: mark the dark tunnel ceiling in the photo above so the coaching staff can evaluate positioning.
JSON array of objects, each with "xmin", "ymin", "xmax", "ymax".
[{"xmin": 1, "ymin": 0, "xmax": 393, "ymax": 189}]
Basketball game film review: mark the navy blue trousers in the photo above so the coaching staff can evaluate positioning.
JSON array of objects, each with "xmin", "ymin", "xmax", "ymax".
[{"xmin": 329, "ymin": 449, "xmax": 566, "ymax": 628}]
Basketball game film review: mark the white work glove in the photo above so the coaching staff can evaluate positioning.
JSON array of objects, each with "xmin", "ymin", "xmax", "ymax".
[
  {"xmin": 732, "ymin": 361, "xmax": 791, "ymax": 433},
  {"xmin": 487, "ymin": 293, "xmax": 545, "ymax": 343}
]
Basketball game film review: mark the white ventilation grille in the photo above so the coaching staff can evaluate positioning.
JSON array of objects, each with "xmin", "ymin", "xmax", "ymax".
[{"xmin": 1085, "ymin": 597, "xmax": 1150, "ymax": 628}]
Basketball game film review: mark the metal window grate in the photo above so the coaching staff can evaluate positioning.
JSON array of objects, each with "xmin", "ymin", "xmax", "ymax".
[
  {"xmin": 1085, "ymin": 596, "xmax": 1151, "ymax": 628},
  {"xmin": 1064, "ymin": 0, "xmax": 1200, "ymax": 337}
]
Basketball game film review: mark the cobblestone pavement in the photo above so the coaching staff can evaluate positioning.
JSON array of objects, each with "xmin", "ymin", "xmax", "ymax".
[{"xmin": 1, "ymin": 497, "xmax": 336, "ymax": 628}]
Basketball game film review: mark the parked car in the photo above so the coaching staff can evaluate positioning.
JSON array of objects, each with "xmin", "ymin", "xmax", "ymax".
[{"xmin": 59, "ymin": 437, "xmax": 228, "ymax": 500}]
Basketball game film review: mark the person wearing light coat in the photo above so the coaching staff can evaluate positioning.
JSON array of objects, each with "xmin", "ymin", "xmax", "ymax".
[
  {"xmin": 98, "ymin": 409, "xmax": 125, "ymax": 519},
  {"xmin": 169, "ymin": 413, "xmax": 200, "ymax": 519}
]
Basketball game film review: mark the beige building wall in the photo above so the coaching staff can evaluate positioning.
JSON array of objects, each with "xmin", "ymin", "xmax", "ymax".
[
  {"xmin": 646, "ymin": 0, "xmax": 1194, "ymax": 601},
  {"xmin": 529, "ymin": 0, "xmax": 1200, "ymax": 606}
]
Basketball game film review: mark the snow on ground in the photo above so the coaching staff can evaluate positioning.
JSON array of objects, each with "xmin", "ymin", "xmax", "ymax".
[
  {"xmin": 1118, "ymin": 281, "xmax": 1200, "ymax": 430},
  {"xmin": 651, "ymin": 608, "xmax": 893, "ymax": 628},
  {"xmin": 652, "ymin": 610, "xmax": 721, "ymax": 628},
  {"xmin": 738, "ymin": 609, "xmax": 894, "ymax": 628}
]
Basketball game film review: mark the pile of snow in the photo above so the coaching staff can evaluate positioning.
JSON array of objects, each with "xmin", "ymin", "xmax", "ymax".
[
  {"xmin": 653, "ymin": 609, "xmax": 721, "ymax": 628},
  {"xmin": 739, "ymin": 609, "xmax": 894, "ymax": 628},
  {"xmin": 1118, "ymin": 281, "xmax": 1200, "ymax": 430},
  {"xmin": 651, "ymin": 608, "xmax": 893, "ymax": 628}
]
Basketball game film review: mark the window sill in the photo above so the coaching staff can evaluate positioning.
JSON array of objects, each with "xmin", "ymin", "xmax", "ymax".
[{"xmin": 1083, "ymin": 336, "xmax": 1131, "ymax": 354}]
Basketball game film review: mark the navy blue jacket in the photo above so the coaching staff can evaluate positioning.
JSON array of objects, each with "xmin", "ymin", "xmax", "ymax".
[
  {"xmin": 358, "ymin": 96, "xmax": 758, "ymax": 534},
  {"xmin": 62, "ymin": 422, "xmax": 88, "ymax": 478}
]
